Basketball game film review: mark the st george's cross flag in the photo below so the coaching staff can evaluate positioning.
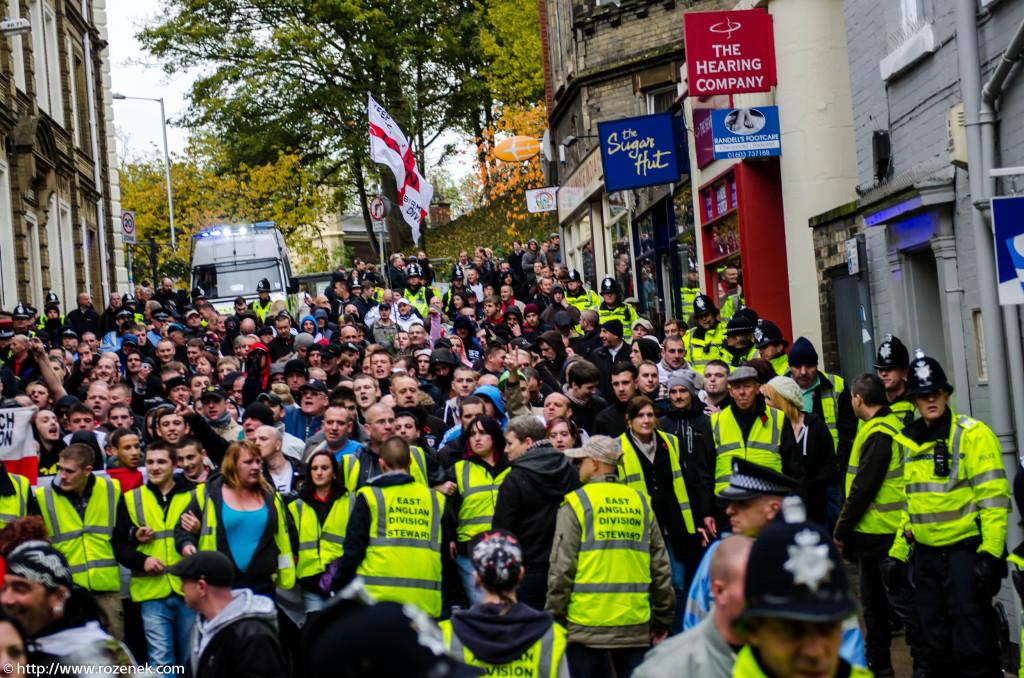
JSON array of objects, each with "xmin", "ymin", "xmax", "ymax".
[
  {"xmin": 0, "ymin": 407, "xmax": 38, "ymax": 484},
  {"xmin": 368, "ymin": 94, "xmax": 433, "ymax": 246}
]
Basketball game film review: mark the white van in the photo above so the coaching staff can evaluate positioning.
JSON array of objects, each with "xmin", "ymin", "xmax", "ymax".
[{"xmin": 190, "ymin": 222, "xmax": 298, "ymax": 315}]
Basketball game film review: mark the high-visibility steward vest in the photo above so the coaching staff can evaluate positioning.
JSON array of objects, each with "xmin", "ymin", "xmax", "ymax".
[
  {"xmin": 405, "ymin": 287, "xmax": 430, "ymax": 317},
  {"xmin": 725, "ymin": 343, "xmax": 757, "ymax": 367},
  {"xmin": 889, "ymin": 397, "xmax": 915, "ymax": 426},
  {"xmin": 565, "ymin": 289, "xmax": 600, "ymax": 314},
  {"xmin": 0, "ymin": 473, "xmax": 30, "ymax": 528},
  {"xmin": 769, "ymin": 354, "xmax": 789, "ymax": 376},
  {"xmin": 38, "ymin": 315, "xmax": 65, "ymax": 331},
  {"xmin": 251, "ymin": 298, "xmax": 273, "ymax": 323},
  {"xmin": 563, "ymin": 480, "xmax": 654, "ymax": 627},
  {"xmin": 342, "ymin": 447, "xmax": 430, "ymax": 492},
  {"xmin": 454, "ymin": 461, "xmax": 510, "ymax": 543},
  {"xmin": 1007, "ymin": 548, "xmax": 1024, "ymax": 678},
  {"xmin": 733, "ymin": 645, "xmax": 872, "ymax": 678},
  {"xmin": 195, "ymin": 489, "xmax": 296, "ymax": 589},
  {"xmin": 815, "ymin": 372, "xmax": 846, "ymax": 453},
  {"xmin": 356, "ymin": 481, "xmax": 446, "ymax": 617},
  {"xmin": 440, "ymin": 619, "xmax": 567, "ymax": 678},
  {"xmin": 679, "ymin": 288, "xmax": 699, "ymax": 324},
  {"xmin": 598, "ymin": 303, "xmax": 639, "ymax": 343},
  {"xmin": 36, "ymin": 476, "xmax": 121, "ymax": 592},
  {"xmin": 683, "ymin": 323, "xmax": 727, "ymax": 369},
  {"xmin": 617, "ymin": 432, "xmax": 695, "ymax": 534},
  {"xmin": 124, "ymin": 485, "xmax": 203, "ymax": 601},
  {"xmin": 889, "ymin": 413, "xmax": 1010, "ymax": 561},
  {"xmin": 711, "ymin": 406, "xmax": 785, "ymax": 495},
  {"xmin": 288, "ymin": 495, "xmax": 350, "ymax": 579},
  {"xmin": 719, "ymin": 291, "xmax": 743, "ymax": 321},
  {"xmin": 844, "ymin": 413, "xmax": 908, "ymax": 535}
]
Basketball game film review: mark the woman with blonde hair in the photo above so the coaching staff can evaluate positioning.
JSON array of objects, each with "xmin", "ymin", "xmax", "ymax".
[
  {"xmin": 763, "ymin": 375, "xmax": 837, "ymax": 528},
  {"xmin": 175, "ymin": 440, "xmax": 295, "ymax": 596}
]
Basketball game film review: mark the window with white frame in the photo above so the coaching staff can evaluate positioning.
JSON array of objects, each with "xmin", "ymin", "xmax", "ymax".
[
  {"xmin": 59, "ymin": 200, "xmax": 75, "ymax": 304},
  {"xmin": 66, "ymin": 36, "xmax": 82, "ymax": 144},
  {"xmin": 30, "ymin": 0, "xmax": 64, "ymax": 125},
  {"xmin": 81, "ymin": 217, "xmax": 91, "ymax": 293},
  {"xmin": 900, "ymin": 0, "xmax": 928, "ymax": 29},
  {"xmin": 25, "ymin": 212, "xmax": 43, "ymax": 308},
  {"xmin": 0, "ymin": 162, "xmax": 16, "ymax": 309},
  {"xmin": 45, "ymin": 193, "xmax": 63, "ymax": 302},
  {"xmin": 10, "ymin": 0, "xmax": 26, "ymax": 91},
  {"xmin": 646, "ymin": 85, "xmax": 678, "ymax": 116}
]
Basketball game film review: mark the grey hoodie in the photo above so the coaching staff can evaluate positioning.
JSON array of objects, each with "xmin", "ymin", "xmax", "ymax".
[{"xmin": 189, "ymin": 589, "xmax": 278, "ymax": 676}]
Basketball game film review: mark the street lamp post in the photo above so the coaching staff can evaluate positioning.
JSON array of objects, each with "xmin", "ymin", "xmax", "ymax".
[{"xmin": 111, "ymin": 93, "xmax": 176, "ymax": 247}]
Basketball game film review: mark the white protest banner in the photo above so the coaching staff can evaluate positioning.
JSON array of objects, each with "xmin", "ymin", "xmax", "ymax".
[{"xmin": 0, "ymin": 406, "xmax": 38, "ymax": 483}]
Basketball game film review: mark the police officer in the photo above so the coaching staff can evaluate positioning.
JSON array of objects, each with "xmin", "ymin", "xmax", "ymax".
[
  {"xmin": 734, "ymin": 497, "xmax": 866, "ymax": 678},
  {"xmin": 546, "ymin": 435, "xmax": 674, "ymax": 678},
  {"xmin": 597, "ymin": 275, "xmax": 639, "ymax": 344},
  {"xmin": 874, "ymin": 334, "xmax": 914, "ymax": 425},
  {"xmin": 443, "ymin": 264, "xmax": 467, "ymax": 317},
  {"xmin": 886, "ymin": 351, "xmax": 1009, "ymax": 678},
  {"xmin": 833, "ymin": 374, "xmax": 926, "ymax": 677},
  {"xmin": 683, "ymin": 295, "xmax": 726, "ymax": 369},
  {"xmin": 403, "ymin": 263, "xmax": 434, "ymax": 318},
  {"xmin": 330, "ymin": 436, "xmax": 446, "ymax": 618},
  {"xmin": 754, "ymin": 319, "xmax": 789, "ymax": 376},
  {"xmin": 251, "ymin": 278, "xmax": 273, "ymax": 323},
  {"xmin": 38, "ymin": 292, "xmax": 64, "ymax": 337},
  {"xmin": 564, "ymin": 269, "xmax": 600, "ymax": 315},
  {"xmin": 36, "ymin": 443, "xmax": 125, "ymax": 640},
  {"xmin": 724, "ymin": 312, "xmax": 758, "ymax": 367},
  {"xmin": 10, "ymin": 302, "xmax": 37, "ymax": 337},
  {"xmin": 122, "ymin": 292, "xmax": 144, "ymax": 324}
]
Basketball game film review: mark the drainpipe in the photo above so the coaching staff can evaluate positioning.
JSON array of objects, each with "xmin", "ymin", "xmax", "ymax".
[
  {"xmin": 957, "ymin": 4, "xmax": 1024, "ymax": 661},
  {"xmin": 981, "ymin": 18, "xmax": 1024, "ymax": 458},
  {"xmin": 954, "ymin": 3, "xmax": 1017, "ymax": 460}
]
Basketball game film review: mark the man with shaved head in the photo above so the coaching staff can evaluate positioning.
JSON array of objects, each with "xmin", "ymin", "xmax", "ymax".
[
  {"xmin": 542, "ymin": 392, "xmax": 570, "ymax": 424},
  {"xmin": 255, "ymin": 424, "xmax": 305, "ymax": 501},
  {"xmin": 633, "ymin": 535, "xmax": 753, "ymax": 678}
]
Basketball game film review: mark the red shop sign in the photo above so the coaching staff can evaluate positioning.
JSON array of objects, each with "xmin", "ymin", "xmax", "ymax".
[{"xmin": 684, "ymin": 9, "xmax": 777, "ymax": 96}]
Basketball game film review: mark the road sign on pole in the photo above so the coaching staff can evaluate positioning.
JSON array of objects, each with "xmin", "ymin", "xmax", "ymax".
[
  {"xmin": 121, "ymin": 210, "xmax": 136, "ymax": 244},
  {"xmin": 369, "ymin": 196, "xmax": 386, "ymax": 221}
]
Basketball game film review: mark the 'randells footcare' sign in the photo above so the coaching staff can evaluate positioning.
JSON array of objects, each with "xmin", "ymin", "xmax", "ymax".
[{"xmin": 684, "ymin": 9, "xmax": 777, "ymax": 96}]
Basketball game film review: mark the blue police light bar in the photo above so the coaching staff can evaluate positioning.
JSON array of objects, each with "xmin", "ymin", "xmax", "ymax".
[{"xmin": 191, "ymin": 221, "xmax": 277, "ymax": 239}]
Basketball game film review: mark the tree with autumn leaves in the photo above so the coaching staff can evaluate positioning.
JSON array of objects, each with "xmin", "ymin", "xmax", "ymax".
[{"xmin": 119, "ymin": 137, "xmax": 331, "ymax": 285}]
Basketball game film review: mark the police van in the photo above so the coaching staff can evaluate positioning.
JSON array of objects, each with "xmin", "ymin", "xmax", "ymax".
[{"xmin": 190, "ymin": 222, "xmax": 299, "ymax": 315}]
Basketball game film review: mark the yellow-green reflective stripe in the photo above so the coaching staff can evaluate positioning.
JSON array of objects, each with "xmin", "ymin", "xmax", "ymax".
[
  {"xmin": 69, "ymin": 559, "xmax": 117, "ymax": 574},
  {"xmin": 622, "ymin": 473, "xmax": 643, "ymax": 484},
  {"xmin": 361, "ymin": 575, "xmax": 442, "ymax": 591},
  {"xmin": 299, "ymin": 541, "xmax": 318, "ymax": 550},
  {"xmin": 573, "ymin": 582, "xmax": 648, "ymax": 594}
]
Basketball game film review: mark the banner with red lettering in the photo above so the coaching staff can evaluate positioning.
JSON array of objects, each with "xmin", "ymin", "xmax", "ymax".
[
  {"xmin": 684, "ymin": 10, "xmax": 777, "ymax": 96},
  {"xmin": 367, "ymin": 94, "xmax": 433, "ymax": 246},
  {"xmin": 0, "ymin": 407, "xmax": 38, "ymax": 484}
]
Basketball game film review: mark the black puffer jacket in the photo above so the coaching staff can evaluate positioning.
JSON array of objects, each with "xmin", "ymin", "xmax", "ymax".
[{"xmin": 492, "ymin": 442, "xmax": 580, "ymax": 572}]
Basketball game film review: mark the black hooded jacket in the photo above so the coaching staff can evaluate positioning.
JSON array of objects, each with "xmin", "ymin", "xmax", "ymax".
[
  {"xmin": 450, "ymin": 603, "xmax": 557, "ymax": 665},
  {"xmin": 492, "ymin": 442, "xmax": 580, "ymax": 572}
]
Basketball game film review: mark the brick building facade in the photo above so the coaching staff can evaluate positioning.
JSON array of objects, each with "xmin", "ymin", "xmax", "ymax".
[{"xmin": 0, "ymin": 0, "xmax": 125, "ymax": 316}]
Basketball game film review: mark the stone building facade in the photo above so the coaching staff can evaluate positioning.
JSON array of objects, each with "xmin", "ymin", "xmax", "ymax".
[{"xmin": 0, "ymin": 0, "xmax": 125, "ymax": 316}]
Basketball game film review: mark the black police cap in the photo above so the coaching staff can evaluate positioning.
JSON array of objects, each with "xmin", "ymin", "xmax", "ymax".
[{"xmin": 717, "ymin": 459, "xmax": 798, "ymax": 501}]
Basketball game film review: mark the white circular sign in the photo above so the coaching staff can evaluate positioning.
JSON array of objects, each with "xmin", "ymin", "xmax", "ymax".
[
  {"xmin": 369, "ymin": 196, "xmax": 386, "ymax": 220},
  {"xmin": 121, "ymin": 211, "xmax": 135, "ymax": 234}
]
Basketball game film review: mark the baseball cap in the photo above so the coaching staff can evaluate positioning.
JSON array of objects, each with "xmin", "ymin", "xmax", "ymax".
[
  {"xmin": 563, "ymin": 435, "xmax": 623, "ymax": 465},
  {"xmin": 199, "ymin": 385, "xmax": 228, "ymax": 401},
  {"xmin": 284, "ymin": 359, "xmax": 309, "ymax": 377},
  {"xmin": 257, "ymin": 392, "xmax": 283, "ymax": 407},
  {"xmin": 168, "ymin": 551, "xmax": 235, "ymax": 587},
  {"xmin": 299, "ymin": 379, "xmax": 328, "ymax": 395}
]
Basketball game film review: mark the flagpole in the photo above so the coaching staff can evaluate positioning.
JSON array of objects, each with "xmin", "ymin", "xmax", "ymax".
[{"xmin": 367, "ymin": 92, "xmax": 387, "ymax": 275}]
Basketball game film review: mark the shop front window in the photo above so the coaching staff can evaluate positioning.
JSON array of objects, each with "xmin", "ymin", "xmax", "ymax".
[
  {"xmin": 708, "ymin": 212, "xmax": 740, "ymax": 259},
  {"xmin": 567, "ymin": 213, "xmax": 597, "ymax": 291},
  {"xmin": 610, "ymin": 215, "xmax": 633, "ymax": 299}
]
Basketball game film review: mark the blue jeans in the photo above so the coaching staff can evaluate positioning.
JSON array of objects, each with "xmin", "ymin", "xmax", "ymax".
[
  {"xmin": 565, "ymin": 643, "xmax": 647, "ymax": 678},
  {"xmin": 664, "ymin": 540, "xmax": 687, "ymax": 634},
  {"xmin": 455, "ymin": 554, "xmax": 485, "ymax": 606},
  {"xmin": 140, "ymin": 596, "xmax": 196, "ymax": 668}
]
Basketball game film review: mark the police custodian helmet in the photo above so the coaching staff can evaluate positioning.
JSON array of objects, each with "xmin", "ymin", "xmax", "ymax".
[{"xmin": 256, "ymin": 278, "xmax": 271, "ymax": 293}]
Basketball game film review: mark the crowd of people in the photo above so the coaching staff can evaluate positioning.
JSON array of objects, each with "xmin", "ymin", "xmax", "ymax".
[{"xmin": 0, "ymin": 242, "xmax": 1016, "ymax": 678}]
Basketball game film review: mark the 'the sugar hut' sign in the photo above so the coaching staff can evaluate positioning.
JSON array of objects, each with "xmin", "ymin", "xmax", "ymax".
[{"xmin": 598, "ymin": 113, "xmax": 688, "ymax": 193}]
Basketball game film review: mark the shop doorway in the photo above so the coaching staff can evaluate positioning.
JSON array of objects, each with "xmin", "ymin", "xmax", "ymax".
[
  {"xmin": 901, "ymin": 249, "xmax": 947, "ymax": 366},
  {"xmin": 830, "ymin": 269, "xmax": 869, "ymax": 379}
]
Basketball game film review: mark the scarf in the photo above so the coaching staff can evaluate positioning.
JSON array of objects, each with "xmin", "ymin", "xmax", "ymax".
[
  {"xmin": 205, "ymin": 410, "xmax": 233, "ymax": 429},
  {"xmin": 561, "ymin": 383, "xmax": 588, "ymax": 408}
]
